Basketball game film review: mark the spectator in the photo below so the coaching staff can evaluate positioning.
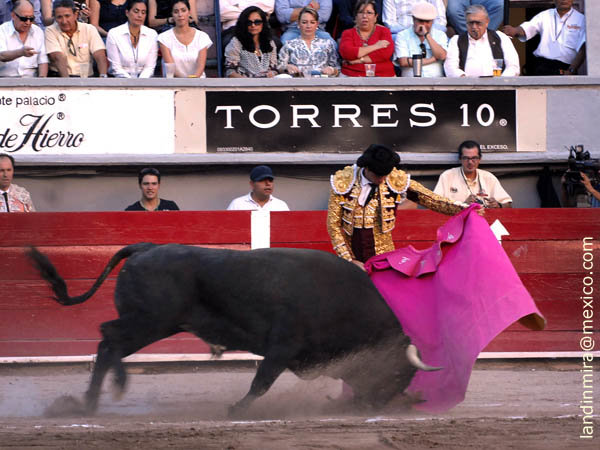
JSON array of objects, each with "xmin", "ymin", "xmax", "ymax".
[
  {"xmin": 434, "ymin": 140, "xmax": 512, "ymax": 208},
  {"xmin": 383, "ymin": 0, "xmax": 446, "ymax": 41},
  {"xmin": 339, "ymin": 0, "xmax": 394, "ymax": 77},
  {"xmin": 88, "ymin": 0, "xmax": 128, "ymax": 38},
  {"xmin": 444, "ymin": 4, "xmax": 518, "ymax": 78},
  {"xmin": 0, "ymin": 0, "xmax": 48, "ymax": 77},
  {"xmin": 148, "ymin": 0, "xmax": 208, "ymax": 31},
  {"xmin": 278, "ymin": 6, "xmax": 339, "ymax": 76},
  {"xmin": 41, "ymin": 0, "xmax": 91, "ymax": 26},
  {"xmin": 220, "ymin": 0, "xmax": 274, "ymax": 50},
  {"xmin": 224, "ymin": 6, "xmax": 277, "ymax": 78},
  {"xmin": 275, "ymin": 0, "xmax": 332, "ymax": 44},
  {"xmin": 580, "ymin": 171, "xmax": 600, "ymax": 207},
  {"xmin": 0, "ymin": 153, "xmax": 35, "ymax": 212},
  {"xmin": 502, "ymin": 0, "xmax": 585, "ymax": 76},
  {"xmin": 227, "ymin": 165, "xmax": 290, "ymax": 211},
  {"xmin": 332, "ymin": 0, "xmax": 382, "ymax": 37},
  {"xmin": 447, "ymin": 0, "xmax": 503, "ymax": 35},
  {"xmin": 2, "ymin": 0, "xmax": 44, "ymax": 28},
  {"xmin": 125, "ymin": 167, "xmax": 179, "ymax": 211},
  {"xmin": 327, "ymin": 144, "xmax": 462, "ymax": 270},
  {"xmin": 157, "ymin": 0, "xmax": 211, "ymax": 77},
  {"xmin": 45, "ymin": 0, "xmax": 108, "ymax": 77},
  {"xmin": 393, "ymin": 1, "xmax": 446, "ymax": 77},
  {"xmin": 106, "ymin": 0, "xmax": 157, "ymax": 77}
]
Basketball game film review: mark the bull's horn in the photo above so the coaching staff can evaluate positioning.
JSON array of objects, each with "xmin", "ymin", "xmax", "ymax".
[{"xmin": 406, "ymin": 344, "xmax": 442, "ymax": 372}]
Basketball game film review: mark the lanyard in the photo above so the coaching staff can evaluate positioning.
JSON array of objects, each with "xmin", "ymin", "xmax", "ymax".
[
  {"xmin": 460, "ymin": 168, "xmax": 483, "ymax": 197},
  {"xmin": 553, "ymin": 8, "xmax": 573, "ymax": 42}
]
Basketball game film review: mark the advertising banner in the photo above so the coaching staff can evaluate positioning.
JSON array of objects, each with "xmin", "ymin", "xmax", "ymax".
[
  {"xmin": 0, "ymin": 90, "xmax": 174, "ymax": 155},
  {"xmin": 206, "ymin": 90, "xmax": 516, "ymax": 153}
]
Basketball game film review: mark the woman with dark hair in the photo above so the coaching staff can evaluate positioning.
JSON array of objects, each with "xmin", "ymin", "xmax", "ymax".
[
  {"xmin": 224, "ymin": 6, "xmax": 277, "ymax": 78},
  {"xmin": 106, "ymin": 0, "xmax": 158, "ymax": 77},
  {"xmin": 338, "ymin": 0, "xmax": 394, "ymax": 77},
  {"xmin": 158, "ymin": 0, "xmax": 212, "ymax": 77},
  {"xmin": 278, "ymin": 6, "xmax": 339, "ymax": 77}
]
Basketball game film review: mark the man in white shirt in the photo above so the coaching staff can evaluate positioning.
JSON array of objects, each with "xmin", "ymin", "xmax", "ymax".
[
  {"xmin": 444, "ymin": 4, "xmax": 519, "ymax": 78},
  {"xmin": 0, "ymin": 0, "xmax": 48, "ymax": 77},
  {"xmin": 393, "ymin": 1, "xmax": 447, "ymax": 77},
  {"xmin": 227, "ymin": 165, "xmax": 290, "ymax": 211},
  {"xmin": 434, "ymin": 140, "xmax": 512, "ymax": 209},
  {"xmin": 501, "ymin": 0, "xmax": 585, "ymax": 75}
]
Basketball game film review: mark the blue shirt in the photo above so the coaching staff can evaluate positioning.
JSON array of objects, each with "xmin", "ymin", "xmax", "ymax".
[
  {"xmin": 393, "ymin": 26, "xmax": 448, "ymax": 77},
  {"xmin": 275, "ymin": 0, "xmax": 332, "ymax": 30}
]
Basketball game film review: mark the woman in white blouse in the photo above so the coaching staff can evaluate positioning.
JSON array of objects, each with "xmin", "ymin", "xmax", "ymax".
[
  {"xmin": 106, "ymin": 0, "xmax": 158, "ymax": 77},
  {"xmin": 157, "ymin": 0, "xmax": 212, "ymax": 77}
]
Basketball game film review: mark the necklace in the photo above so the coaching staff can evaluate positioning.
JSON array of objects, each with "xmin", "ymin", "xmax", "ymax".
[{"xmin": 356, "ymin": 25, "xmax": 375, "ymax": 47}]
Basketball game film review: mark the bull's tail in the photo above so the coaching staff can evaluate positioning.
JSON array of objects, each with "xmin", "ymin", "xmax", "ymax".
[{"xmin": 27, "ymin": 243, "xmax": 158, "ymax": 306}]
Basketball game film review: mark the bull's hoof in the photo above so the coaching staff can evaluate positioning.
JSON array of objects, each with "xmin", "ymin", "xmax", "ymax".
[
  {"xmin": 44, "ymin": 395, "xmax": 87, "ymax": 417},
  {"xmin": 227, "ymin": 402, "xmax": 250, "ymax": 419}
]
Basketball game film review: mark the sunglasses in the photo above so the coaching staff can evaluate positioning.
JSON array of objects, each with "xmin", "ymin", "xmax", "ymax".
[
  {"xmin": 419, "ymin": 43, "xmax": 426, "ymax": 57},
  {"xmin": 246, "ymin": 19, "xmax": 264, "ymax": 26},
  {"xmin": 66, "ymin": 37, "xmax": 77, "ymax": 56},
  {"xmin": 16, "ymin": 14, "xmax": 36, "ymax": 22}
]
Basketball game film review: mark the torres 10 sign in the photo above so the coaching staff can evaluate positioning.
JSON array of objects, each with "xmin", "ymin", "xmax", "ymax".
[{"xmin": 206, "ymin": 90, "xmax": 516, "ymax": 153}]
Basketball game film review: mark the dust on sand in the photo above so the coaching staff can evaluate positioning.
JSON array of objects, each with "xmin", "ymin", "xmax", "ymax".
[{"xmin": 0, "ymin": 360, "xmax": 597, "ymax": 449}]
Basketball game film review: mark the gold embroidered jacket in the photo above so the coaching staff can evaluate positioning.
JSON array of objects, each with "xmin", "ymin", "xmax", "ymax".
[{"xmin": 327, "ymin": 165, "xmax": 465, "ymax": 261}]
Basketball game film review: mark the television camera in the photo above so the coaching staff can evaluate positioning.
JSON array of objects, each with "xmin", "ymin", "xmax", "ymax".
[{"xmin": 564, "ymin": 145, "xmax": 600, "ymax": 200}]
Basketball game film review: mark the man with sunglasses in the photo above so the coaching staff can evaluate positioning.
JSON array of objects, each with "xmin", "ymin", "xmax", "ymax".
[
  {"xmin": 0, "ymin": 0, "xmax": 47, "ymax": 77},
  {"xmin": 44, "ymin": 0, "xmax": 107, "ymax": 77},
  {"xmin": 444, "ymin": 4, "xmax": 519, "ymax": 78},
  {"xmin": 434, "ymin": 140, "xmax": 512, "ymax": 208},
  {"xmin": 393, "ymin": 2, "xmax": 447, "ymax": 77}
]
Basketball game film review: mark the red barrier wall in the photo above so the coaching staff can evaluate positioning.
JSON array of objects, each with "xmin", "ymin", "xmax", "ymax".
[{"xmin": 0, "ymin": 209, "xmax": 598, "ymax": 357}]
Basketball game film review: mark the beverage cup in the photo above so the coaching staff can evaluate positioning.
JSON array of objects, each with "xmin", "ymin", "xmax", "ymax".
[
  {"xmin": 300, "ymin": 66, "xmax": 312, "ymax": 78},
  {"xmin": 412, "ymin": 54, "xmax": 423, "ymax": 77},
  {"xmin": 365, "ymin": 63, "xmax": 376, "ymax": 77},
  {"xmin": 164, "ymin": 62, "xmax": 175, "ymax": 78},
  {"xmin": 493, "ymin": 59, "xmax": 503, "ymax": 76},
  {"xmin": 79, "ymin": 62, "xmax": 89, "ymax": 78}
]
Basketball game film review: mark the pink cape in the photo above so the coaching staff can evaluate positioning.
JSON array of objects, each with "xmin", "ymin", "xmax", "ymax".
[{"xmin": 365, "ymin": 205, "xmax": 545, "ymax": 413}]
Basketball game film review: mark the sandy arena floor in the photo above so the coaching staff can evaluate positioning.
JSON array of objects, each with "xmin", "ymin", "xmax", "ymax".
[{"xmin": 0, "ymin": 359, "xmax": 598, "ymax": 449}]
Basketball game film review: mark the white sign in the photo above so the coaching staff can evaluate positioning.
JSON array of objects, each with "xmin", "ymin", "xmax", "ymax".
[{"xmin": 0, "ymin": 90, "xmax": 174, "ymax": 155}]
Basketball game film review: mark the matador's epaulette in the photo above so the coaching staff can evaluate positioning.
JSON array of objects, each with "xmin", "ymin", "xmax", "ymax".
[
  {"xmin": 330, "ymin": 165, "xmax": 357, "ymax": 195},
  {"xmin": 386, "ymin": 168, "xmax": 410, "ymax": 194}
]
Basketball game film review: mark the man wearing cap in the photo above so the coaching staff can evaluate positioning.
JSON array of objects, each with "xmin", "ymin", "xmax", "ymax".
[
  {"xmin": 227, "ymin": 165, "xmax": 290, "ymax": 211},
  {"xmin": 327, "ymin": 144, "xmax": 464, "ymax": 270},
  {"xmin": 393, "ymin": 2, "xmax": 448, "ymax": 77},
  {"xmin": 383, "ymin": 0, "xmax": 446, "ymax": 42}
]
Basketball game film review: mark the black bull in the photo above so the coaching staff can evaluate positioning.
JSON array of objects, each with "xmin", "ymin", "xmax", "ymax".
[{"xmin": 28, "ymin": 243, "xmax": 438, "ymax": 414}]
